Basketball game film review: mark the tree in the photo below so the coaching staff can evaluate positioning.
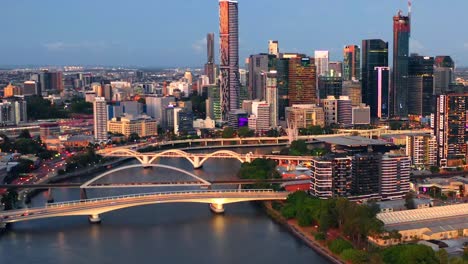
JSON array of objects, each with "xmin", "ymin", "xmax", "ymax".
[
  {"xmin": 389, "ymin": 121, "xmax": 403, "ymax": 130},
  {"xmin": 128, "ymin": 133, "xmax": 140, "ymax": 142},
  {"xmin": 436, "ymin": 248, "xmax": 449, "ymax": 264},
  {"xmin": 340, "ymin": 249, "xmax": 367, "ymax": 264},
  {"xmin": 238, "ymin": 127, "xmax": 254, "ymax": 138},
  {"xmin": 222, "ymin": 127, "xmax": 235, "ymax": 138},
  {"xmin": 266, "ymin": 128, "xmax": 280, "ymax": 137},
  {"xmin": 430, "ymin": 166, "xmax": 440, "ymax": 174},
  {"xmin": 289, "ymin": 140, "xmax": 308, "ymax": 156},
  {"xmin": 328, "ymin": 238, "xmax": 353, "ymax": 255},
  {"xmin": 1, "ymin": 189, "xmax": 18, "ymax": 210},
  {"xmin": 404, "ymin": 192, "xmax": 416, "ymax": 209},
  {"xmin": 18, "ymin": 129, "xmax": 31, "ymax": 139},
  {"xmin": 382, "ymin": 244, "xmax": 439, "ymax": 264},
  {"xmin": 68, "ymin": 99, "xmax": 93, "ymax": 114}
]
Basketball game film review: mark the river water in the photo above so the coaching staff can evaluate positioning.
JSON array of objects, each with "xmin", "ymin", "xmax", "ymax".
[{"xmin": 0, "ymin": 147, "xmax": 328, "ymax": 264}]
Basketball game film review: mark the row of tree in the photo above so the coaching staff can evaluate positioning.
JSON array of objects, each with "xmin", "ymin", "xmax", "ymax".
[{"xmin": 278, "ymin": 191, "xmax": 462, "ymax": 264}]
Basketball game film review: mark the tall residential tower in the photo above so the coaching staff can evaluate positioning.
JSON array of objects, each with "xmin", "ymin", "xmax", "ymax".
[{"xmin": 219, "ymin": 0, "xmax": 240, "ymax": 121}]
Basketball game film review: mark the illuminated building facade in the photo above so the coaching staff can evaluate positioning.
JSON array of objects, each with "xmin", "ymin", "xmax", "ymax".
[{"xmin": 219, "ymin": 0, "xmax": 240, "ymax": 120}]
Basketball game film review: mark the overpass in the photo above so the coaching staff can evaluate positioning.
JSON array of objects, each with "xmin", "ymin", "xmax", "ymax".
[
  {"xmin": 100, "ymin": 149, "xmax": 320, "ymax": 169},
  {"xmin": 0, "ymin": 189, "xmax": 289, "ymax": 224}
]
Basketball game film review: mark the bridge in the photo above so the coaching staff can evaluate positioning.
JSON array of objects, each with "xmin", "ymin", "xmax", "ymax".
[
  {"xmin": 100, "ymin": 148, "xmax": 319, "ymax": 169},
  {"xmin": 97, "ymin": 129, "xmax": 432, "ymax": 155},
  {"xmin": 0, "ymin": 189, "xmax": 289, "ymax": 224},
  {"xmin": 0, "ymin": 178, "xmax": 307, "ymax": 189}
]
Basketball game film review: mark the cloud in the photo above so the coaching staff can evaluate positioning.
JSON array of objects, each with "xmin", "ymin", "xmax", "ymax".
[
  {"xmin": 410, "ymin": 39, "xmax": 425, "ymax": 53},
  {"xmin": 43, "ymin": 41, "xmax": 107, "ymax": 51},
  {"xmin": 464, "ymin": 43, "xmax": 468, "ymax": 49},
  {"xmin": 192, "ymin": 37, "xmax": 206, "ymax": 54}
]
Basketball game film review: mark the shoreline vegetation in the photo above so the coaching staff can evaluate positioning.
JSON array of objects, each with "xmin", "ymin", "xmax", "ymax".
[{"xmin": 262, "ymin": 201, "xmax": 344, "ymax": 264}]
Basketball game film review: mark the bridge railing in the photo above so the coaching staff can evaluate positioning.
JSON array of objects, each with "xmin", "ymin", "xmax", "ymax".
[{"xmin": 46, "ymin": 189, "xmax": 283, "ymax": 208}]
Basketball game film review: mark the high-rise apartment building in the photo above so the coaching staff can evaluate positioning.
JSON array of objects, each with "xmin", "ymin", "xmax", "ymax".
[
  {"xmin": 204, "ymin": 33, "xmax": 215, "ymax": 84},
  {"xmin": 343, "ymin": 45, "xmax": 360, "ymax": 81},
  {"xmin": 323, "ymin": 96, "xmax": 352, "ymax": 127},
  {"xmin": 288, "ymin": 57, "xmax": 317, "ymax": 105},
  {"xmin": 265, "ymin": 71, "xmax": 278, "ymax": 128},
  {"xmin": 268, "ymin": 40, "xmax": 279, "ymax": 57},
  {"xmin": 435, "ymin": 93, "xmax": 468, "ymax": 166},
  {"xmin": 380, "ymin": 154, "xmax": 411, "ymax": 200},
  {"xmin": 406, "ymin": 134, "xmax": 437, "ymax": 168},
  {"xmin": 351, "ymin": 153, "xmax": 381, "ymax": 198},
  {"xmin": 391, "ymin": 11, "xmax": 411, "ymax": 118},
  {"xmin": 219, "ymin": 0, "xmax": 240, "ymax": 120},
  {"xmin": 362, "ymin": 39, "xmax": 389, "ymax": 119},
  {"xmin": 314, "ymin": 51, "xmax": 329, "ymax": 77},
  {"xmin": 206, "ymin": 86, "xmax": 222, "ymax": 120},
  {"xmin": 93, "ymin": 97, "xmax": 108, "ymax": 142}
]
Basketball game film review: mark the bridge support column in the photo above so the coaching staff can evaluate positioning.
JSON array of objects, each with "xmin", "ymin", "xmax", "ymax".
[
  {"xmin": 88, "ymin": 214, "xmax": 101, "ymax": 224},
  {"xmin": 209, "ymin": 203, "xmax": 225, "ymax": 214},
  {"xmin": 193, "ymin": 156, "xmax": 203, "ymax": 169},
  {"xmin": 80, "ymin": 189, "xmax": 88, "ymax": 200},
  {"xmin": 47, "ymin": 188, "xmax": 54, "ymax": 203}
]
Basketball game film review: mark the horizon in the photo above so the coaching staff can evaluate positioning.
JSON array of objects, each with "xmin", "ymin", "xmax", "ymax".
[{"xmin": 2, "ymin": 0, "xmax": 468, "ymax": 67}]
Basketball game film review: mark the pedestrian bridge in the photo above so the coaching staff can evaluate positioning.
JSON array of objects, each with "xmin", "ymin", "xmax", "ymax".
[{"xmin": 0, "ymin": 189, "xmax": 289, "ymax": 224}]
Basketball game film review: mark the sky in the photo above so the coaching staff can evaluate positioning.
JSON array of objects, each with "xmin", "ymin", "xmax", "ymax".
[{"xmin": 1, "ymin": 0, "xmax": 468, "ymax": 68}]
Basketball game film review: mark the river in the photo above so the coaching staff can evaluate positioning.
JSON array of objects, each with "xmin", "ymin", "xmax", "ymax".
[{"xmin": 0, "ymin": 147, "xmax": 328, "ymax": 264}]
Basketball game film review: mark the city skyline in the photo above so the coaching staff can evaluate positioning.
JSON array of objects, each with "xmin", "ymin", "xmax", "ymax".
[{"xmin": 2, "ymin": 0, "xmax": 468, "ymax": 67}]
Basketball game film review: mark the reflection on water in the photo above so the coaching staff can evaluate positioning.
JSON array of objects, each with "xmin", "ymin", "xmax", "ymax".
[{"xmin": 0, "ymin": 147, "xmax": 328, "ymax": 264}]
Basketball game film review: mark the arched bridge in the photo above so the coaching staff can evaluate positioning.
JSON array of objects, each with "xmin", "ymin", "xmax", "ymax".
[
  {"xmin": 0, "ymin": 189, "xmax": 289, "ymax": 224},
  {"xmin": 102, "ymin": 149, "xmax": 251, "ymax": 169},
  {"xmin": 101, "ymin": 149, "xmax": 319, "ymax": 169}
]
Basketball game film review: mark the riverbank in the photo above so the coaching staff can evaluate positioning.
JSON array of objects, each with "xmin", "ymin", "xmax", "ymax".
[{"xmin": 262, "ymin": 201, "xmax": 344, "ymax": 264}]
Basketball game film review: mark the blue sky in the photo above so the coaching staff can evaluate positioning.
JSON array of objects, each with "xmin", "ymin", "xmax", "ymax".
[{"xmin": 1, "ymin": 0, "xmax": 468, "ymax": 67}]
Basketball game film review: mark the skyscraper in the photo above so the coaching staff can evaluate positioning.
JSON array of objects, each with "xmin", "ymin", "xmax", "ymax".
[
  {"xmin": 265, "ymin": 71, "xmax": 278, "ymax": 128},
  {"xmin": 276, "ymin": 58, "xmax": 289, "ymax": 122},
  {"xmin": 93, "ymin": 97, "xmax": 108, "ymax": 142},
  {"xmin": 204, "ymin": 33, "xmax": 215, "ymax": 84},
  {"xmin": 219, "ymin": 0, "xmax": 240, "ymax": 121},
  {"xmin": 408, "ymin": 55, "xmax": 434, "ymax": 116},
  {"xmin": 314, "ymin": 51, "xmax": 329, "ymax": 77},
  {"xmin": 391, "ymin": 10, "xmax": 411, "ymax": 118},
  {"xmin": 343, "ymin": 45, "xmax": 360, "ymax": 81},
  {"xmin": 434, "ymin": 56, "xmax": 455, "ymax": 95},
  {"xmin": 247, "ymin": 54, "xmax": 274, "ymax": 100},
  {"xmin": 268, "ymin": 40, "xmax": 279, "ymax": 57},
  {"xmin": 288, "ymin": 57, "xmax": 317, "ymax": 105},
  {"xmin": 362, "ymin": 39, "xmax": 389, "ymax": 119}
]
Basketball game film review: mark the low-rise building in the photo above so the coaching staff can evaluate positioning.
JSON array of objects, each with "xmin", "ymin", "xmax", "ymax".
[
  {"xmin": 371, "ymin": 203, "xmax": 468, "ymax": 246},
  {"xmin": 108, "ymin": 115, "xmax": 158, "ymax": 138}
]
